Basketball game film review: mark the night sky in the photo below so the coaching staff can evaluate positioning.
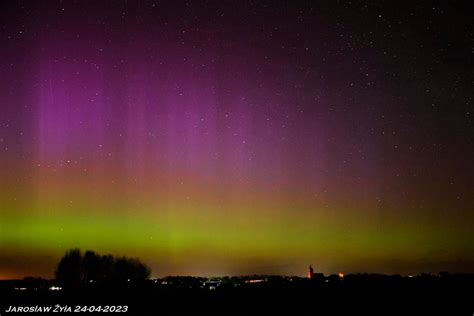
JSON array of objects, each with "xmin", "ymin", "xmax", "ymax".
[{"xmin": 0, "ymin": 1, "xmax": 473, "ymax": 279}]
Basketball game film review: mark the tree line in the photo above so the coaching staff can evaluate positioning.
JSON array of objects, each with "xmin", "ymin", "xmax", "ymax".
[{"xmin": 55, "ymin": 249, "xmax": 150, "ymax": 287}]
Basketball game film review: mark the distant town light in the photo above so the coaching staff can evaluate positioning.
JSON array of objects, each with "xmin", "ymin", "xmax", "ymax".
[
  {"xmin": 14, "ymin": 287, "xmax": 27, "ymax": 291},
  {"xmin": 49, "ymin": 286, "xmax": 62, "ymax": 291},
  {"xmin": 245, "ymin": 279, "xmax": 265, "ymax": 284}
]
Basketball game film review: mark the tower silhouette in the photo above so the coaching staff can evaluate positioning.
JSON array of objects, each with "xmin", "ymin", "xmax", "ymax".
[{"xmin": 308, "ymin": 265, "xmax": 314, "ymax": 279}]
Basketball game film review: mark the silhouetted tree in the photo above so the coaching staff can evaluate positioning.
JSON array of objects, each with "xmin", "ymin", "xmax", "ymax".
[
  {"xmin": 55, "ymin": 248, "xmax": 83, "ymax": 288},
  {"xmin": 100, "ymin": 254, "xmax": 115, "ymax": 281},
  {"xmin": 82, "ymin": 250, "xmax": 101, "ymax": 282},
  {"xmin": 112, "ymin": 257, "xmax": 150, "ymax": 282},
  {"xmin": 55, "ymin": 249, "xmax": 150, "ymax": 287}
]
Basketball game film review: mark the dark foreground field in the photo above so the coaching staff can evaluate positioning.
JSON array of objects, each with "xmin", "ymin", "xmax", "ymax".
[{"xmin": 1, "ymin": 275, "xmax": 473, "ymax": 315}]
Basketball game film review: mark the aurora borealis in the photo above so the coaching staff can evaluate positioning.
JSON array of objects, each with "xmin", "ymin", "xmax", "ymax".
[{"xmin": 0, "ymin": 1, "xmax": 473, "ymax": 279}]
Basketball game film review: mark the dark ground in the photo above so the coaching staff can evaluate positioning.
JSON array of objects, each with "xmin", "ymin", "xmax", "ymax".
[{"xmin": 1, "ymin": 275, "xmax": 473, "ymax": 315}]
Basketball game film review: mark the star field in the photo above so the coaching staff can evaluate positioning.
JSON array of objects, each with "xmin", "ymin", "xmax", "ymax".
[{"xmin": 0, "ymin": 1, "xmax": 473, "ymax": 278}]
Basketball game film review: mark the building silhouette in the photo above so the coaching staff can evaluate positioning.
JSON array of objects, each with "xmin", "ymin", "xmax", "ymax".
[{"xmin": 308, "ymin": 265, "xmax": 314, "ymax": 279}]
